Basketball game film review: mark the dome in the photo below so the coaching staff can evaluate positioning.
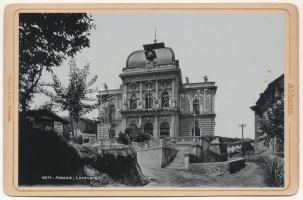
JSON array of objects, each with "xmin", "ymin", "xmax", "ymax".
[{"xmin": 126, "ymin": 42, "xmax": 175, "ymax": 68}]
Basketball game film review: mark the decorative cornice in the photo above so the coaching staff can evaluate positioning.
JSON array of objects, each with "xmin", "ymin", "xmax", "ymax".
[
  {"xmin": 120, "ymin": 108, "xmax": 179, "ymax": 117},
  {"xmin": 180, "ymin": 113, "xmax": 216, "ymax": 118}
]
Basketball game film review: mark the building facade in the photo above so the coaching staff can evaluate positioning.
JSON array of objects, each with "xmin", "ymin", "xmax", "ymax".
[
  {"xmin": 250, "ymin": 74, "xmax": 284, "ymax": 154},
  {"xmin": 97, "ymin": 42, "xmax": 216, "ymax": 140}
]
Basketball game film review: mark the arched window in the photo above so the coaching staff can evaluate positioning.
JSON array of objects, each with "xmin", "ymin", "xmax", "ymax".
[
  {"xmin": 145, "ymin": 92, "xmax": 153, "ymax": 109},
  {"xmin": 160, "ymin": 122, "xmax": 170, "ymax": 137},
  {"xmin": 143, "ymin": 123, "xmax": 153, "ymax": 135},
  {"xmin": 193, "ymin": 98, "xmax": 200, "ymax": 114},
  {"xmin": 130, "ymin": 94, "xmax": 137, "ymax": 109},
  {"xmin": 192, "ymin": 125, "xmax": 200, "ymax": 136},
  {"xmin": 161, "ymin": 91, "xmax": 169, "ymax": 108}
]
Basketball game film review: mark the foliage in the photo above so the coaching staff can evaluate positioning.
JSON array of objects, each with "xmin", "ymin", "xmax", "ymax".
[
  {"xmin": 118, "ymin": 131, "xmax": 130, "ymax": 145},
  {"xmin": 242, "ymin": 141, "xmax": 254, "ymax": 152},
  {"xmin": 118, "ymin": 127, "xmax": 151, "ymax": 145},
  {"xmin": 19, "ymin": 13, "xmax": 95, "ymax": 111},
  {"xmin": 77, "ymin": 135, "xmax": 84, "ymax": 144},
  {"xmin": 93, "ymin": 149, "xmax": 148, "ymax": 186},
  {"xmin": 38, "ymin": 101, "xmax": 57, "ymax": 112},
  {"xmin": 41, "ymin": 60, "xmax": 99, "ymax": 137},
  {"xmin": 18, "ymin": 119, "xmax": 83, "ymax": 185},
  {"xmin": 245, "ymin": 155, "xmax": 284, "ymax": 187},
  {"xmin": 259, "ymin": 91, "xmax": 284, "ymax": 152}
]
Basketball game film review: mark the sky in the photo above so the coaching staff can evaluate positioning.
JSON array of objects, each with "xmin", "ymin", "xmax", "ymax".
[{"xmin": 32, "ymin": 11, "xmax": 285, "ymax": 139}]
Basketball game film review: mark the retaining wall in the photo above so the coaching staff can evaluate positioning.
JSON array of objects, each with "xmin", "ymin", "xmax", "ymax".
[
  {"xmin": 136, "ymin": 147, "xmax": 177, "ymax": 168},
  {"xmin": 185, "ymin": 155, "xmax": 246, "ymax": 174}
]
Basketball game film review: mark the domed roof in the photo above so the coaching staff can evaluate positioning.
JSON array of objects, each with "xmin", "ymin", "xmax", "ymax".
[{"xmin": 126, "ymin": 42, "xmax": 175, "ymax": 68}]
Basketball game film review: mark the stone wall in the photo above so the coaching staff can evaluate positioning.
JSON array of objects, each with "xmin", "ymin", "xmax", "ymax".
[
  {"xmin": 186, "ymin": 161, "xmax": 229, "ymax": 173},
  {"xmin": 161, "ymin": 147, "xmax": 178, "ymax": 167},
  {"xmin": 136, "ymin": 146, "xmax": 177, "ymax": 168},
  {"xmin": 185, "ymin": 156, "xmax": 246, "ymax": 174}
]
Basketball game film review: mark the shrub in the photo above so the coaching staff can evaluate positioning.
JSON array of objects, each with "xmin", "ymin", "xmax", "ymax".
[
  {"xmin": 118, "ymin": 127, "xmax": 151, "ymax": 145},
  {"xmin": 246, "ymin": 155, "xmax": 284, "ymax": 187},
  {"xmin": 118, "ymin": 131, "xmax": 130, "ymax": 145},
  {"xmin": 77, "ymin": 135, "xmax": 83, "ymax": 144},
  {"xmin": 135, "ymin": 133, "xmax": 151, "ymax": 143},
  {"xmin": 19, "ymin": 119, "xmax": 83, "ymax": 185}
]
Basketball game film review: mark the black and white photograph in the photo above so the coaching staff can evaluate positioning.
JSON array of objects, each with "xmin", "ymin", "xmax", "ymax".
[{"xmin": 18, "ymin": 11, "xmax": 285, "ymax": 188}]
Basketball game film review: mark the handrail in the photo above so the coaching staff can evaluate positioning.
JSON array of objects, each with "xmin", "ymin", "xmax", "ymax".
[{"xmin": 134, "ymin": 136, "xmax": 160, "ymax": 150}]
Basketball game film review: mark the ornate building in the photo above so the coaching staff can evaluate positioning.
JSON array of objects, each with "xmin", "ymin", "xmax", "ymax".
[{"xmin": 97, "ymin": 42, "xmax": 217, "ymax": 140}]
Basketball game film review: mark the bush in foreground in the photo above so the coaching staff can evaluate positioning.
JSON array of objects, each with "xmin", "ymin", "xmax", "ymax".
[{"xmin": 246, "ymin": 155, "xmax": 284, "ymax": 187}]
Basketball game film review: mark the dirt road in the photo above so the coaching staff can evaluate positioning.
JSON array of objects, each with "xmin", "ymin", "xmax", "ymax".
[{"xmin": 141, "ymin": 162, "xmax": 269, "ymax": 187}]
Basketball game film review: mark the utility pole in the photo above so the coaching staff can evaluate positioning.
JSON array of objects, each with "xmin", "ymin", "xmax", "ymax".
[{"xmin": 239, "ymin": 123, "xmax": 247, "ymax": 156}]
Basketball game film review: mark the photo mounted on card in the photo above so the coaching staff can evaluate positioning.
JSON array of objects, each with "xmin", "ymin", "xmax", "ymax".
[{"xmin": 3, "ymin": 3, "xmax": 299, "ymax": 196}]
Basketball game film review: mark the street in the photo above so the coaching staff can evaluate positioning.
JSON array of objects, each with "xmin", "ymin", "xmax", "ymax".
[{"xmin": 142, "ymin": 162, "xmax": 269, "ymax": 187}]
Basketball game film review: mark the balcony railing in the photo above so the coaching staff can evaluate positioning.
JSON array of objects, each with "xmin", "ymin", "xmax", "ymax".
[
  {"xmin": 132, "ymin": 137, "xmax": 160, "ymax": 150},
  {"xmin": 165, "ymin": 136, "xmax": 202, "ymax": 144}
]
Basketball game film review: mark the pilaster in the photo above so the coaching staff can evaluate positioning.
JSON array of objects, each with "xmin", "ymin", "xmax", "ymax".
[
  {"xmin": 155, "ymin": 80, "xmax": 158, "ymax": 99},
  {"xmin": 170, "ymin": 115, "xmax": 175, "ymax": 137},
  {"xmin": 154, "ymin": 115, "xmax": 159, "ymax": 138}
]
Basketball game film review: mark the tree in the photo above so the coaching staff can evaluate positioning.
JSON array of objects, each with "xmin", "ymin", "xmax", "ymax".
[
  {"xmin": 259, "ymin": 92, "xmax": 284, "ymax": 154},
  {"xmin": 38, "ymin": 101, "xmax": 57, "ymax": 112},
  {"xmin": 19, "ymin": 13, "xmax": 95, "ymax": 112},
  {"xmin": 41, "ymin": 60, "xmax": 99, "ymax": 138}
]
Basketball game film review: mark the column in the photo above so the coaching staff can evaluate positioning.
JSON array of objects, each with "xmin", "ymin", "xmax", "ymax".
[
  {"xmin": 138, "ymin": 116, "xmax": 142, "ymax": 128},
  {"xmin": 170, "ymin": 115, "xmax": 175, "ymax": 137},
  {"xmin": 122, "ymin": 84, "xmax": 127, "ymax": 110},
  {"xmin": 171, "ymin": 79, "xmax": 175, "ymax": 98},
  {"xmin": 189, "ymin": 96, "xmax": 193, "ymax": 113},
  {"xmin": 121, "ymin": 117, "xmax": 126, "ymax": 131},
  {"xmin": 171, "ymin": 79, "xmax": 175, "ymax": 108},
  {"xmin": 199, "ymin": 95, "xmax": 203, "ymax": 114},
  {"xmin": 139, "ymin": 82, "xmax": 143, "ymax": 98},
  {"xmin": 155, "ymin": 81, "xmax": 158, "ymax": 98},
  {"xmin": 175, "ymin": 114, "xmax": 179, "ymax": 137},
  {"xmin": 203, "ymin": 89, "xmax": 207, "ymax": 111},
  {"xmin": 154, "ymin": 116, "xmax": 159, "ymax": 138}
]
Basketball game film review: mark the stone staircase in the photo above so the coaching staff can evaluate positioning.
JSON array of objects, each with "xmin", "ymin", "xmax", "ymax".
[{"xmin": 165, "ymin": 148, "xmax": 187, "ymax": 169}]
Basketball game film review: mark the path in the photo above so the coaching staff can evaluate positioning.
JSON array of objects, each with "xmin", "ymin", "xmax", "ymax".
[{"xmin": 141, "ymin": 162, "xmax": 269, "ymax": 187}]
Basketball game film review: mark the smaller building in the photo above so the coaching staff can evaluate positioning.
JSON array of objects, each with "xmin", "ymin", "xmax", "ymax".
[
  {"xmin": 226, "ymin": 139, "xmax": 254, "ymax": 155},
  {"xmin": 250, "ymin": 74, "xmax": 284, "ymax": 154},
  {"xmin": 25, "ymin": 109, "xmax": 69, "ymax": 135}
]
